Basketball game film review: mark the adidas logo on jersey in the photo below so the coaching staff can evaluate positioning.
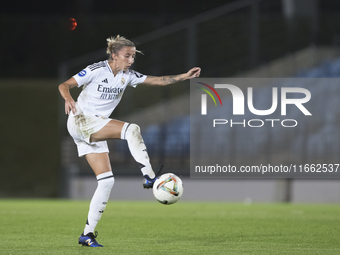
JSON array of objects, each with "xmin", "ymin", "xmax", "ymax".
[{"xmin": 102, "ymin": 78, "xmax": 108, "ymax": 83}]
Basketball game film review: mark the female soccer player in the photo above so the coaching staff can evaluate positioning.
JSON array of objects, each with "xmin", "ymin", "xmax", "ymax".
[{"xmin": 58, "ymin": 35, "xmax": 201, "ymax": 247}]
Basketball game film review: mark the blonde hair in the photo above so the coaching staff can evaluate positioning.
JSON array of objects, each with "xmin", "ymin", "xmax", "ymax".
[{"xmin": 106, "ymin": 35, "xmax": 142, "ymax": 60}]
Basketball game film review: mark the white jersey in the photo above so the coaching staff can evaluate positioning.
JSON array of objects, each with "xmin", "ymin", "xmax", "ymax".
[{"xmin": 73, "ymin": 60, "xmax": 147, "ymax": 118}]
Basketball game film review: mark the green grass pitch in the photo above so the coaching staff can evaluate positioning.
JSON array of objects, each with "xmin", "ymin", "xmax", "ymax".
[{"xmin": 1, "ymin": 200, "xmax": 340, "ymax": 255}]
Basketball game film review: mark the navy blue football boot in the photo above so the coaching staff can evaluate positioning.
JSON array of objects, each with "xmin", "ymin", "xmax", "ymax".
[
  {"xmin": 143, "ymin": 165, "xmax": 164, "ymax": 189},
  {"xmin": 143, "ymin": 175, "xmax": 157, "ymax": 189},
  {"xmin": 78, "ymin": 231, "xmax": 103, "ymax": 247}
]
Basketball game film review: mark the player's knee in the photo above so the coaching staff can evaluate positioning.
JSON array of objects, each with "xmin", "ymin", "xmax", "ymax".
[
  {"xmin": 108, "ymin": 176, "xmax": 115, "ymax": 188},
  {"xmin": 121, "ymin": 123, "xmax": 142, "ymax": 140},
  {"xmin": 128, "ymin": 123, "xmax": 140, "ymax": 133},
  {"xmin": 126, "ymin": 123, "xmax": 141, "ymax": 137},
  {"xmin": 99, "ymin": 176, "xmax": 115, "ymax": 189}
]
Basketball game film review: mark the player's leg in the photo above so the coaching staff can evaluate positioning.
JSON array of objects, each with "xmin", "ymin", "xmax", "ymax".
[
  {"xmin": 90, "ymin": 119, "xmax": 125, "ymax": 141},
  {"xmin": 79, "ymin": 152, "xmax": 114, "ymax": 247},
  {"xmin": 90, "ymin": 120, "xmax": 156, "ymax": 185}
]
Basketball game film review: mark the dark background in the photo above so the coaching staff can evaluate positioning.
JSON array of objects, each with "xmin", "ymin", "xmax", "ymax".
[
  {"xmin": 1, "ymin": 0, "xmax": 239, "ymax": 78},
  {"xmin": 1, "ymin": 0, "xmax": 339, "ymax": 78}
]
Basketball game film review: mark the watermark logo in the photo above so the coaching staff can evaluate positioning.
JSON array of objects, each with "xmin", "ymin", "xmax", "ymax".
[
  {"xmin": 190, "ymin": 78, "xmax": 340, "ymax": 179},
  {"xmin": 195, "ymin": 81, "xmax": 312, "ymax": 128},
  {"xmin": 200, "ymin": 84, "xmax": 311, "ymax": 116},
  {"xmin": 196, "ymin": 82, "xmax": 222, "ymax": 115}
]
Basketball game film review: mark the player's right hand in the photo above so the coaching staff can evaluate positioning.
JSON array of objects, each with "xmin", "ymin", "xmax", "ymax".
[{"xmin": 65, "ymin": 97, "xmax": 77, "ymax": 115}]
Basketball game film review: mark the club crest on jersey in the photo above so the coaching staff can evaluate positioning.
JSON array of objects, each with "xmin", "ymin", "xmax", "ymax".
[
  {"xmin": 121, "ymin": 78, "xmax": 125, "ymax": 85},
  {"xmin": 78, "ymin": 70, "xmax": 87, "ymax": 77}
]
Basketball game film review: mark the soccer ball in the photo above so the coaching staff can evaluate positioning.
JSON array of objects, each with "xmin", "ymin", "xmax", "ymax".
[{"xmin": 153, "ymin": 173, "xmax": 183, "ymax": 205}]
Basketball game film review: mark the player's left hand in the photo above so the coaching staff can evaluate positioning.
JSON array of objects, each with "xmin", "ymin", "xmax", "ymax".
[{"xmin": 186, "ymin": 67, "xmax": 201, "ymax": 79}]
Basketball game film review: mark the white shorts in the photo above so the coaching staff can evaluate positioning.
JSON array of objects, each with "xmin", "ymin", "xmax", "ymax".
[{"xmin": 67, "ymin": 110, "xmax": 112, "ymax": 157}]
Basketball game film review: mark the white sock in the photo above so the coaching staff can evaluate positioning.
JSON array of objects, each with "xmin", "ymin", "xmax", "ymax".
[
  {"xmin": 83, "ymin": 171, "xmax": 114, "ymax": 235},
  {"xmin": 121, "ymin": 123, "xmax": 155, "ymax": 179}
]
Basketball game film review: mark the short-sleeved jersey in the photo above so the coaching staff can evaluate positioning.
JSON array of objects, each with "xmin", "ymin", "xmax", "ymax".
[{"xmin": 73, "ymin": 60, "xmax": 147, "ymax": 118}]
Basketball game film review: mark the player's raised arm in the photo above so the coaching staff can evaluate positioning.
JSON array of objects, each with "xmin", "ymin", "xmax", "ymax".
[
  {"xmin": 58, "ymin": 77, "xmax": 78, "ymax": 115},
  {"xmin": 141, "ymin": 67, "xmax": 201, "ymax": 86}
]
